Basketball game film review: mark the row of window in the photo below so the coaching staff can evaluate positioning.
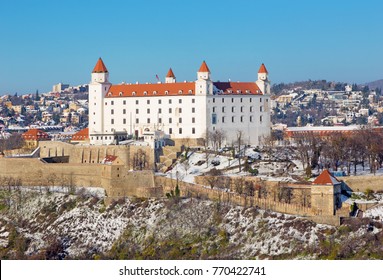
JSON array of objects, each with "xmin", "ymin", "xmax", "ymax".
[
  {"xmin": 110, "ymin": 117, "xmax": 196, "ymax": 125},
  {"xmin": 212, "ymin": 97, "xmax": 268, "ymax": 103},
  {"xmin": 105, "ymin": 98, "xmax": 196, "ymax": 106},
  {"xmin": 110, "ymin": 107, "xmax": 196, "ymax": 115},
  {"xmin": 212, "ymin": 106, "xmax": 263, "ymax": 113},
  {"xmin": 211, "ymin": 115, "xmax": 263, "ymax": 124},
  {"xmin": 108, "ymin": 90, "xmax": 194, "ymax": 97},
  {"xmin": 168, "ymin": 127, "xmax": 195, "ymax": 135}
]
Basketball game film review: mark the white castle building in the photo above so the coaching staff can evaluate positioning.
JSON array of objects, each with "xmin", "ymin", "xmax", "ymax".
[{"xmin": 89, "ymin": 58, "xmax": 271, "ymax": 146}]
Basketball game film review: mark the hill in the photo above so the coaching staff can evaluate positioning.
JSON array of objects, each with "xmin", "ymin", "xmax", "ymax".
[
  {"xmin": 0, "ymin": 188, "xmax": 383, "ymax": 259},
  {"xmin": 365, "ymin": 79, "xmax": 383, "ymax": 91}
]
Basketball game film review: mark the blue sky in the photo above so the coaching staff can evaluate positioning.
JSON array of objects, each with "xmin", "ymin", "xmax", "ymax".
[{"xmin": 1, "ymin": 0, "xmax": 382, "ymax": 94}]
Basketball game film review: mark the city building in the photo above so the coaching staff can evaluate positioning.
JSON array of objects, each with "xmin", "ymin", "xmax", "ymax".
[{"xmin": 89, "ymin": 58, "xmax": 271, "ymax": 146}]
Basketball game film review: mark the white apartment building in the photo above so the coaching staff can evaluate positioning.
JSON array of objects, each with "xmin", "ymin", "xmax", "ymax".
[{"xmin": 88, "ymin": 58, "xmax": 271, "ymax": 146}]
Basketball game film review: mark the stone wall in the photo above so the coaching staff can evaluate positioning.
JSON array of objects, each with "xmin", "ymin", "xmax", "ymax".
[
  {"xmin": 39, "ymin": 141, "xmax": 155, "ymax": 170},
  {"xmin": 155, "ymin": 176, "xmax": 316, "ymax": 217}
]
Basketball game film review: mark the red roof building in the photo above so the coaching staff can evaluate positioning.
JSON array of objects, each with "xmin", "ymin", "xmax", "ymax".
[
  {"xmin": 22, "ymin": 129, "xmax": 50, "ymax": 141},
  {"xmin": 313, "ymin": 169, "xmax": 341, "ymax": 185},
  {"xmin": 71, "ymin": 128, "xmax": 89, "ymax": 142}
]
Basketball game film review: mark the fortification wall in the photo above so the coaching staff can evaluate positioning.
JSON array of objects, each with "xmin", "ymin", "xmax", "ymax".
[
  {"xmin": 39, "ymin": 141, "xmax": 155, "ymax": 170},
  {"xmin": 0, "ymin": 157, "xmax": 102, "ymax": 187},
  {"xmin": 155, "ymin": 176, "xmax": 316, "ymax": 217}
]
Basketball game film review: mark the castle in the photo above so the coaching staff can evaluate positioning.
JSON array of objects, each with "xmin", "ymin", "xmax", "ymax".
[{"xmin": 89, "ymin": 58, "xmax": 271, "ymax": 146}]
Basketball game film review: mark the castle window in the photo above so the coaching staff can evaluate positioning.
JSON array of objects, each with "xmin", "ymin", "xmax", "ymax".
[
  {"xmin": 165, "ymin": 91, "xmax": 169, "ymax": 95},
  {"xmin": 179, "ymin": 117, "xmax": 182, "ymax": 123},
  {"xmin": 136, "ymin": 100, "xmax": 139, "ymax": 105},
  {"xmin": 111, "ymin": 109, "xmax": 114, "ymax": 114},
  {"xmin": 250, "ymin": 98, "xmax": 252, "ymax": 102},
  {"xmin": 136, "ymin": 118, "xmax": 139, "ymax": 124},
  {"xmin": 105, "ymin": 102, "xmax": 107, "ymax": 105},
  {"xmin": 222, "ymin": 116, "xmax": 225, "ymax": 123},
  {"xmin": 169, "ymin": 108, "xmax": 172, "ymax": 113},
  {"xmin": 192, "ymin": 127, "xmax": 195, "ymax": 134},
  {"xmin": 188, "ymin": 90, "xmax": 193, "ymax": 94},
  {"xmin": 179, "ymin": 128, "xmax": 182, "ymax": 134},
  {"xmin": 169, "ymin": 118, "xmax": 172, "ymax": 123},
  {"xmin": 228, "ymin": 90, "xmax": 232, "ymax": 94},
  {"xmin": 232, "ymin": 106, "xmax": 235, "ymax": 113},
  {"xmin": 136, "ymin": 109, "xmax": 139, "ymax": 114},
  {"xmin": 153, "ymin": 91, "xmax": 157, "ymax": 95},
  {"xmin": 266, "ymin": 98, "xmax": 269, "ymax": 102},
  {"xmin": 231, "ymin": 98, "xmax": 234, "ymax": 103},
  {"xmin": 119, "ymin": 92, "xmax": 123, "ymax": 96},
  {"xmin": 213, "ymin": 106, "xmax": 216, "ymax": 113},
  {"xmin": 213, "ymin": 98, "xmax": 215, "ymax": 103},
  {"xmin": 222, "ymin": 106, "xmax": 225, "ymax": 113},
  {"xmin": 158, "ymin": 108, "xmax": 162, "ymax": 113},
  {"xmin": 169, "ymin": 99, "xmax": 172, "ymax": 104},
  {"xmin": 159, "ymin": 118, "xmax": 162, "ymax": 123},
  {"xmin": 179, "ymin": 108, "xmax": 182, "ymax": 113},
  {"xmin": 192, "ymin": 107, "xmax": 195, "ymax": 113},
  {"xmin": 108, "ymin": 92, "xmax": 112, "ymax": 97},
  {"xmin": 111, "ymin": 119, "xmax": 114, "ymax": 124},
  {"xmin": 179, "ymin": 99, "xmax": 182, "ymax": 104},
  {"xmin": 240, "ymin": 106, "xmax": 244, "ymax": 113},
  {"xmin": 192, "ymin": 98, "xmax": 195, "ymax": 103},
  {"xmin": 158, "ymin": 99, "xmax": 162, "ymax": 104},
  {"xmin": 123, "ymin": 100, "xmax": 126, "ymax": 105},
  {"xmin": 147, "ymin": 108, "xmax": 150, "ymax": 114},
  {"xmin": 260, "ymin": 106, "xmax": 263, "ymax": 112},
  {"xmin": 237, "ymin": 90, "xmax": 241, "ymax": 94},
  {"xmin": 232, "ymin": 116, "xmax": 235, "ymax": 123},
  {"xmin": 250, "ymin": 116, "xmax": 253, "ymax": 122},
  {"xmin": 240, "ymin": 116, "xmax": 244, "ymax": 122},
  {"xmin": 260, "ymin": 98, "xmax": 262, "ymax": 102},
  {"xmin": 250, "ymin": 106, "xmax": 253, "ymax": 112},
  {"xmin": 169, "ymin": 128, "xmax": 172, "ymax": 134},
  {"xmin": 123, "ymin": 109, "xmax": 126, "ymax": 114},
  {"xmin": 178, "ymin": 90, "xmax": 183, "ymax": 95},
  {"xmin": 192, "ymin": 117, "xmax": 195, "ymax": 123},
  {"xmin": 246, "ymin": 90, "xmax": 250, "ymax": 94},
  {"xmin": 240, "ymin": 98, "xmax": 243, "ymax": 102},
  {"xmin": 147, "ymin": 118, "xmax": 150, "ymax": 123},
  {"xmin": 123, "ymin": 118, "xmax": 126, "ymax": 124},
  {"xmin": 132, "ymin": 91, "xmax": 136, "ymax": 96},
  {"xmin": 147, "ymin": 100, "xmax": 150, "ymax": 104},
  {"xmin": 222, "ymin": 98, "xmax": 225, "ymax": 103},
  {"xmin": 260, "ymin": 115, "xmax": 263, "ymax": 122},
  {"xmin": 144, "ymin": 91, "xmax": 148, "ymax": 95}
]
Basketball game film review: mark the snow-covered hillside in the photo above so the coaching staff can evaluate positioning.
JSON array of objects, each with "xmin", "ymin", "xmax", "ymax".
[{"xmin": 0, "ymin": 188, "xmax": 382, "ymax": 259}]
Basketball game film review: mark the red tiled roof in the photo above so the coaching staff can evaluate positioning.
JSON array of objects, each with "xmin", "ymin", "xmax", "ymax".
[
  {"xmin": 258, "ymin": 63, "xmax": 268, "ymax": 74},
  {"xmin": 102, "ymin": 155, "xmax": 118, "ymax": 164},
  {"xmin": 198, "ymin": 61, "xmax": 210, "ymax": 73},
  {"xmin": 106, "ymin": 82, "xmax": 195, "ymax": 98},
  {"xmin": 92, "ymin": 58, "xmax": 108, "ymax": 73},
  {"xmin": 313, "ymin": 169, "xmax": 340, "ymax": 185},
  {"xmin": 166, "ymin": 68, "xmax": 175, "ymax": 78},
  {"xmin": 72, "ymin": 128, "xmax": 89, "ymax": 141},
  {"xmin": 22, "ymin": 129, "xmax": 50, "ymax": 140},
  {"xmin": 214, "ymin": 82, "xmax": 263, "ymax": 95}
]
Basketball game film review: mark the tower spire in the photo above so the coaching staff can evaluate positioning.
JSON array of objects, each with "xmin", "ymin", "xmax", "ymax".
[{"xmin": 92, "ymin": 57, "xmax": 108, "ymax": 73}]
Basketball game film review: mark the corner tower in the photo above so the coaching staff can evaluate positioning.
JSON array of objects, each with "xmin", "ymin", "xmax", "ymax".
[
  {"xmin": 165, "ymin": 68, "xmax": 176, "ymax": 83},
  {"xmin": 256, "ymin": 63, "xmax": 270, "ymax": 95},
  {"xmin": 89, "ymin": 58, "xmax": 111, "ymax": 144},
  {"xmin": 195, "ymin": 60, "xmax": 213, "ymax": 95}
]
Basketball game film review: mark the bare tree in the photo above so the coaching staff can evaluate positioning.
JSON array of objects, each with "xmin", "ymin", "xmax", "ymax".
[
  {"xmin": 202, "ymin": 129, "xmax": 212, "ymax": 167},
  {"xmin": 236, "ymin": 130, "xmax": 244, "ymax": 172}
]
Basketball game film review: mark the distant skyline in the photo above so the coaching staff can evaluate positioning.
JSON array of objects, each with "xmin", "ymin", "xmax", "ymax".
[{"xmin": 1, "ymin": 0, "xmax": 382, "ymax": 94}]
